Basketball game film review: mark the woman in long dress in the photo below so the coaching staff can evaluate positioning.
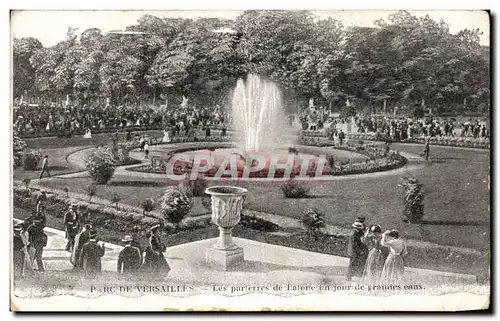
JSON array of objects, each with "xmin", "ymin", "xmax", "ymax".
[
  {"xmin": 19, "ymin": 222, "xmax": 34, "ymax": 275},
  {"xmin": 162, "ymin": 130, "xmax": 171, "ymax": 143},
  {"xmin": 83, "ymin": 128, "xmax": 92, "ymax": 139},
  {"xmin": 380, "ymin": 230, "xmax": 407, "ymax": 284},
  {"xmin": 141, "ymin": 225, "xmax": 170, "ymax": 274},
  {"xmin": 361, "ymin": 225, "xmax": 384, "ymax": 284}
]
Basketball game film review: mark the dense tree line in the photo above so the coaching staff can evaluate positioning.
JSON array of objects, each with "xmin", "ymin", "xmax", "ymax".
[{"xmin": 13, "ymin": 10, "xmax": 490, "ymax": 115}]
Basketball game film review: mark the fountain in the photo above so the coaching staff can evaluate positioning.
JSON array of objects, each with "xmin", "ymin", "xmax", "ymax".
[
  {"xmin": 231, "ymin": 74, "xmax": 290, "ymax": 152},
  {"xmin": 205, "ymin": 75, "xmax": 290, "ymax": 269}
]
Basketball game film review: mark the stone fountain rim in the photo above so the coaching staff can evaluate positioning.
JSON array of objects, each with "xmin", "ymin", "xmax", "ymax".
[{"xmin": 205, "ymin": 186, "xmax": 248, "ymax": 196}]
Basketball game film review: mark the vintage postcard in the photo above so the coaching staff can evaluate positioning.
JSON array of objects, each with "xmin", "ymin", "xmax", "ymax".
[{"xmin": 10, "ymin": 9, "xmax": 490, "ymax": 311}]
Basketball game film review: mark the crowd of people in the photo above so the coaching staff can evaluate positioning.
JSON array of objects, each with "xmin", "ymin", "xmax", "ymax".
[
  {"xmin": 347, "ymin": 217, "xmax": 407, "ymax": 285},
  {"xmin": 13, "ymin": 99, "xmax": 231, "ymax": 138},
  {"xmin": 13, "ymin": 199, "xmax": 170, "ymax": 279},
  {"xmin": 299, "ymin": 104, "xmax": 490, "ymax": 142},
  {"xmin": 354, "ymin": 117, "xmax": 490, "ymax": 141}
]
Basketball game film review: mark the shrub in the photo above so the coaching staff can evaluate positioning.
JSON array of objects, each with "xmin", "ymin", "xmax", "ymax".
[
  {"xmin": 281, "ymin": 180, "xmax": 310, "ymax": 198},
  {"xmin": 141, "ymin": 198, "xmax": 155, "ymax": 216},
  {"xmin": 87, "ymin": 184, "xmax": 97, "ymax": 203},
  {"xmin": 23, "ymin": 150, "xmax": 42, "ymax": 170},
  {"xmin": 85, "ymin": 147, "xmax": 116, "ymax": 184},
  {"xmin": 178, "ymin": 176, "xmax": 208, "ymax": 198},
  {"xmin": 399, "ymin": 177, "xmax": 425, "ymax": 223},
  {"xmin": 22, "ymin": 178, "xmax": 31, "ymax": 189},
  {"xmin": 301, "ymin": 208, "xmax": 326, "ymax": 237},
  {"xmin": 13, "ymin": 131, "xmax": 26, "ymax": 169},
  {"xmin": 160, "ymin": 186, "xmax": 191, "ymax": 225}
]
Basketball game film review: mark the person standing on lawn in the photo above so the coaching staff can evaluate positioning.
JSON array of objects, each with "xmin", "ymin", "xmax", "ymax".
[
  {"xmin": 346, "ymin": 221, "xmax": 368, "ymax": 282},
  {"xmin": 39, "ymin": 155, "xmax": 51, "ymax": 179},
  {"xmin": 117, "ymin": 235, "xmax": 142, "ymax": 274},
  {"xmin": 64, "ymin": 204, "xmax": 79, "ymax": 252},
  {"xmin": 80, "ymin": 230, "xmax": 105, "ymax": 276},
  {"xmin": 423, "ymin": 137, "xmax": 430, "ymax": 161}
]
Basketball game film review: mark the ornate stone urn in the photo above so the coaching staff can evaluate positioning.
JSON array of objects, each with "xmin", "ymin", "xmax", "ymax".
[{"xmin": 205, "ymin": 186, "xmax": 248, "ymax": 269}]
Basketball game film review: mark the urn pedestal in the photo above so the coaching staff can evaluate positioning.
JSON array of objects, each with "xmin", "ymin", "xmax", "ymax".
[{"xmin": 205, "ymin": 186, "xmax": 248, "ymax": 270}]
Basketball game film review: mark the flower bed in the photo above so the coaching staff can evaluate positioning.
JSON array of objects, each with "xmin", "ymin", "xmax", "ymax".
[
  {"xmin": 13, "ymin": 185, "xmax": 281, "ymax": 238},
  {"xmin": 298, "ymin": 136, "xmax": 407, "ymax": 176},
  {"xmin": 126, "ymin": 136, "xmax": 406, "ymax": 177},
  {"xmin": 346, "ymin": 133, "xmax": 491, "ymax": 149}
]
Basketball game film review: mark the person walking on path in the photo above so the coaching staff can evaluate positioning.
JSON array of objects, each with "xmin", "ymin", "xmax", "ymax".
[
  {"xmin": 13, "ymin": 225, "xmax": 26, "ymax": 279},
  {"xmin": 144, "ymin": 142, "xmax": 150, "ymax": 159},
  {"xmin": 80, "ymin": 230, "xmax": 105, "ymax": 276},
  {"xmin": 64, "ymin": 204, "xmax": 79, "ymax": 252},
  {"xmin": 361, "ymin": 225, "xmax": 384, "ymax": 284},
  {"xmin": 39, "ymin": 155, "xmax": 51, "ymax": 179},
  {"xmin": 380, "ymin": 230, "xmax": 407, "ymax": 284},
  {"xmin": 27, "ymin": 219, "xmax": 48, "ymax": 272},
  {"xmin": 71, "ymin": 224, "xmax": 92, "ymax": 270},
  {"xmin": 423, "ymin": 137, "xmax": 430, "ymax": 161},
  {"xmin": 117, "ymin": 235, "xmax": 142, "ymax": 274},
  {"xmin": 346, "ymin": 221, "xmax": 368, "ymax": 282}
]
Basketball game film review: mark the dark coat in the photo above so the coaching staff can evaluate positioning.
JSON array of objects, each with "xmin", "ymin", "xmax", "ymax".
[
  {"xmin": 14, "ymin": 234, "xmax": 25, "ymax": 252},
  {"xmin": 141, "ymin": 235, "xmax": 169, "ymax": 273},
  {"xmin": 80, "ymin": 240, "xmax": 105, "ymax": 274},
  {"xmin": 27, "ymin": 224, "xmax": 47, "ymax": 248},
  {"xmin": 64, "ymin": 210, "xmax": 79, "ymax": 239},
  {"xmin": 71, "ymin": 230, "xmax": 90, "ymax": 267},
  {"xmin": 347, "ymin": 228, "xmax": 369, "ymax": 279},
  {"xmin": 117, "ymin": 245, "xmax": 142, "ymax": 273}
]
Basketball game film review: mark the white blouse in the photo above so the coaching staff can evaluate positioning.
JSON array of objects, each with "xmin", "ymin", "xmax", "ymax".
[{"xmin": 381, "ymin": 236, "xmax": 407, "ymax": 256}]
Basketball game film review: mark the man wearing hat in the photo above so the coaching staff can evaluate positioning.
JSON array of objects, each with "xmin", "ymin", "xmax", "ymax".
[
  {"xmin": 27, "ymin": 219, "xmax": 48, "ymax": 272},
  {"xmin": 79, "ymin": 230, "xmax": 105, "ymax": 275},
  {"xmin": 64, "ymin": 204, "xmax": 79, "ymax": 251},
  {"xmin": 71, "ymin": 224, "xmax": 92, "ymax": 269},
  {"xmin": 13, "ymin": 225, "xmax": 26, "ymax": 278},
  {"xmin": 346, "ymin": 220, "xmax": 368, "ymax": 282},
  {"xmin": 117, "ymin": 235, "xmax": 142, "ymax": 274}
]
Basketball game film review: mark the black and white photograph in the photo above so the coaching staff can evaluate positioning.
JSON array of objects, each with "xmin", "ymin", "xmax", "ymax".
[{"xmin": 9, "ymin": 9, "xmax": 491, "ymax": 311}]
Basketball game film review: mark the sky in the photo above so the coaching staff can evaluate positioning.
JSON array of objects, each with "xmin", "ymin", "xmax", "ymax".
[{"xmin": 10, "ymin": 10, "xmax": 490, "ymax": 47}]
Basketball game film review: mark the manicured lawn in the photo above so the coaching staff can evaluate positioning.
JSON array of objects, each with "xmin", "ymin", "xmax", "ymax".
[
  {"xmin": 38, "ymin": 143, "xmax": 490, "ymax": 251},
  {"xmin": 13, "ymin": 146, "xmax": 92, "ymax": 180},
  {"xmin": 16, "ymin": 131, "xmax": 490, "ymax": 251}
]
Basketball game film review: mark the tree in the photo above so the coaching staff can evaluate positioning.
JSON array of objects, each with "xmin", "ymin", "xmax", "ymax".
[{"xmin": 13, "ymin": 37, "xmax": 43, "ymax": 98}]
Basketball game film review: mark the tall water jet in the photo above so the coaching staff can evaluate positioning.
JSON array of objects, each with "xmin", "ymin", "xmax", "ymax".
[{"xmin": 232, "ymin": 74, "xmax": 289, "ymax": 152}]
